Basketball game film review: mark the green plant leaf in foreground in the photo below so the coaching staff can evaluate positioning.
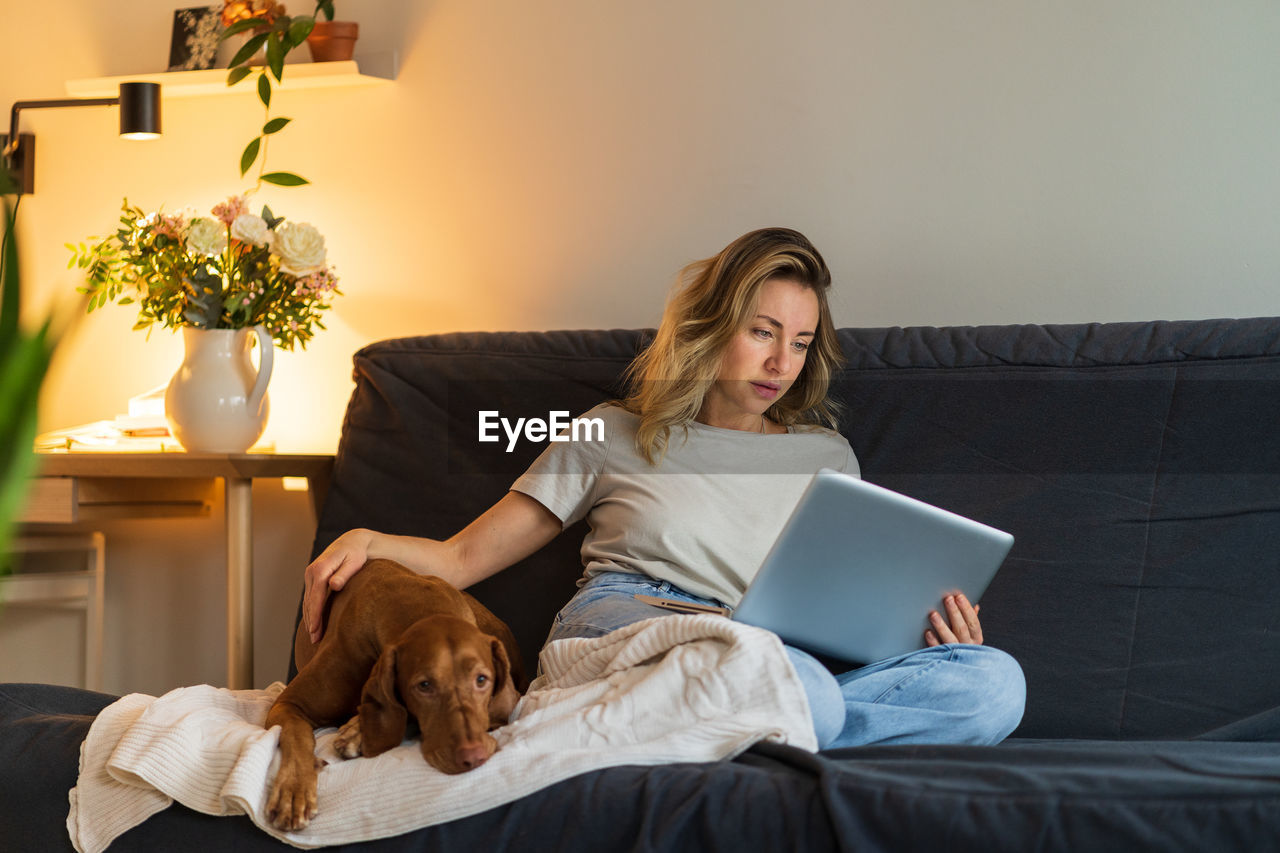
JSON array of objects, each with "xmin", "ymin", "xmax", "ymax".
[{"xmin": 0, "ymin": 189, "xmax": 60, "ymax": 577}]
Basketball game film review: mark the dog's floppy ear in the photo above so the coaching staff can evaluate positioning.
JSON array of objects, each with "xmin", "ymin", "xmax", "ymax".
[
  {"xmin": 487, "ymin": 638, "xmax": 520, "ymax": 728},
  {"xmin": 358, "ymin": 644, "xmax": 408, "ymax": 756}
]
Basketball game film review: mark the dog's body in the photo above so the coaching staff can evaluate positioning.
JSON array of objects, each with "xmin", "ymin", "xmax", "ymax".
[{"xmin": 265, "ymin": 559, "xmax": 527, "ymax": 831}]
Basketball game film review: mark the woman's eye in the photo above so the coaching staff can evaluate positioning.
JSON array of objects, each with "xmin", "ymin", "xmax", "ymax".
[
  {"xmin": 792, "ymin": 340, "xmax": 809, "ymax": 352},
  {"xmin": 753, "ymin": 328, "xmax": 773, "ymax": 340}
]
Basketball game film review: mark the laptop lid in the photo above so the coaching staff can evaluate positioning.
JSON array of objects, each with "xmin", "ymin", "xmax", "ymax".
[{"xmin": 732, "ymin": 468, "xmax": 1014, "ymax": 664}]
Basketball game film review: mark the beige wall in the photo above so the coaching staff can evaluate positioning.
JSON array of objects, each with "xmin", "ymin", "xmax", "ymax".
[{"xmin": 5, "ymin": 1, "xmax": 1279, "ymax": 693}]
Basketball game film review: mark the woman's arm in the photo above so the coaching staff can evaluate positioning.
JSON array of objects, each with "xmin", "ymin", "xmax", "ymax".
[{"xmin": 302, "ymin": 491, "xmax": 563, "ymax": 643}]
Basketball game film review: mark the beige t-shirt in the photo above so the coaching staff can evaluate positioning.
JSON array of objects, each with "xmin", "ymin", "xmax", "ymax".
[{"xmin": 511, "ymin": 403, "xmax": 860, "ymax": 606}]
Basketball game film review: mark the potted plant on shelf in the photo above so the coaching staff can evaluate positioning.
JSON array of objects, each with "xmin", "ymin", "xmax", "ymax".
[
  {"xmin": 220, "ymin": 0, "xmax": 318, "ymax": 189},
  {"xmin": 218, "ymin": 1, "xmax": 359, "ymax": 187},
  {"xmin": 306, "ymin": 3, "xmax": 359, "ymax": 62},
  {"xmin": 221, "ymin": 1, "xmax": 359, "ymax": 78}
]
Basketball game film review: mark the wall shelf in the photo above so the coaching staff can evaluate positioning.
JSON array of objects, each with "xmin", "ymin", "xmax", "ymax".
[{"xmin": 66, "ymin": 57, "xmax": 394, "ymax": 99}]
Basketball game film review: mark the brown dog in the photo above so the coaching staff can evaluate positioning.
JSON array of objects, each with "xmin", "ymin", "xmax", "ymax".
[{"xmin": 265, "ymin": 559, "xmax": 526, "ymax": 831}]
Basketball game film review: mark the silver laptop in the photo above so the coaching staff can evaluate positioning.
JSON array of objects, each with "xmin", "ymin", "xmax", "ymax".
[{"xmin": 731, "ymin": 468, "xmax": 1014, "ymax": 664}]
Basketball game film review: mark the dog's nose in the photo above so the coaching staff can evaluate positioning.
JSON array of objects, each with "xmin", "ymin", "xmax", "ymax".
[{"xmin": 455, "ymin": 743, "xmax": 490, "ymax": 771}]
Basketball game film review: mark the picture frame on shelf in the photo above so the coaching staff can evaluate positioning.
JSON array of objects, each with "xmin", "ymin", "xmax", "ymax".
[{"xmin": 167, "ymin": 6, "xmax": 222, "ymax": 72}]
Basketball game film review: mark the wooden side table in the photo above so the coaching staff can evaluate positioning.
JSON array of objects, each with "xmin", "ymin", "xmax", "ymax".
[{"xmin": 23, "ymin": 451, "xmax": 333, "ymax": 689}]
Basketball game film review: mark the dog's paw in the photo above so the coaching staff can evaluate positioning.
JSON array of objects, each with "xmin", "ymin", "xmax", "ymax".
[
  {"xmin": 266, "ymin": 765, "xmax": 318, "ymax": 831},
  {"xmin": 334, "ymin": 715, "xmax": 363, "ymax": 759}
]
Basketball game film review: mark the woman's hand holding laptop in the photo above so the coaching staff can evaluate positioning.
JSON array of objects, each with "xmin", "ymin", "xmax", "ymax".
[{"xmin": 925, "ymin": 593, "xmax": 982, "ymax": 647}]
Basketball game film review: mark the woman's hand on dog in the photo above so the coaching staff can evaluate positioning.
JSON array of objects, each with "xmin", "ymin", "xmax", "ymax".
[
  {"xmin": 304, "ymin": 493, "xmax": 563, "ymax": 645},
  {"xmin": 304, "ymin": 528, "xmax": 377, "ymax": 644}
]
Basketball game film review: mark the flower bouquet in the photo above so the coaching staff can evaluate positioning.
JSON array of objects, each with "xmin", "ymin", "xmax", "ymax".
[{"xmin": 68, "ymin": 195, "xmax": 339, "ymax": 350}]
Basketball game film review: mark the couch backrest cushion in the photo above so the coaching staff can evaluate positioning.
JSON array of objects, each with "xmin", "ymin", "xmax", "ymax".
[
  {"xmin": 310, "ymin": 330, "xmax": 646, "ymax": 683},
  {"xmin": 312, "ymin": 319, "xmax": 1280, "ymax": 740}
]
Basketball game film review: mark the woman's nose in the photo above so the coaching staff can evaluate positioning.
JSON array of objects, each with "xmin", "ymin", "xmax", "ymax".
[{"xmin": 765, "ymin": 344, "xmax": 792, "ymax": 374}]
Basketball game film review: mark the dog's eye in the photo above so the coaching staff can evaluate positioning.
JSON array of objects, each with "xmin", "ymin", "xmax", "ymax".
[
  {"xmin": 475, "ymin": 674, "xmax": 489, "ymax": 689},
  {"xmin": 416, "ymin": 680, "xmax": 434, "ymax": 694}
]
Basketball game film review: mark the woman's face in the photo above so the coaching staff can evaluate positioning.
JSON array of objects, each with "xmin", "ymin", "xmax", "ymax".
[{"xmin": 699, "ymin": 277, "xmax": 820, "ymax": 430}]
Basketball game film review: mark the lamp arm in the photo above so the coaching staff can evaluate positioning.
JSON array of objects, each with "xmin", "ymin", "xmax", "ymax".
[{"xmin": 5, "ymin": 98, "xmax": 120, "ymax": 159}]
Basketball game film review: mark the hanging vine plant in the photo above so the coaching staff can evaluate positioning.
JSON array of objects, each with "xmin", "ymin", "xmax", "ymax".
[{"xmin": 219, "ymin": 1, "xmax": 336, "ymax": 188}]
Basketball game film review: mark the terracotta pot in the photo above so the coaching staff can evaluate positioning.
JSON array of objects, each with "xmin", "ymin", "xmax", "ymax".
[{"xmin": 307, "ymin": 20, "xmax": 359, "ymax": 62}]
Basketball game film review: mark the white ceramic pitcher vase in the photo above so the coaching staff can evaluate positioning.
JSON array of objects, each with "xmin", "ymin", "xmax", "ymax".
[{"xmin": 165, "ymin": 326, "xmax": 273, "ymax": 453}]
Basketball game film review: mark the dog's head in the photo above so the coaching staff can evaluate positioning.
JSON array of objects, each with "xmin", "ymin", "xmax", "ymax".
[{"xmin": 357, "ymin": 615, "xmax": 521, "ymax": 773}]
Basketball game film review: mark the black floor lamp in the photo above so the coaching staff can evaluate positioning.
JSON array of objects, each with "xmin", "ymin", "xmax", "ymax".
[{"xmin": 2, "ymin": 81, "xmax": 162, "ymax": 195}]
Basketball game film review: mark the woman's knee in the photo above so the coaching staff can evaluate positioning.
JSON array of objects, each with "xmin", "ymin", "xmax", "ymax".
[{"xmin": 950, "ymin": 645, "xmax": 1026, "ymax": 743}]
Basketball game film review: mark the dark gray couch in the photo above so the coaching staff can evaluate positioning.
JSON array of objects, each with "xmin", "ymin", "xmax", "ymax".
[{"xmin": 5, "ymin": 318, "xmax": 1280, "ymax": 851}]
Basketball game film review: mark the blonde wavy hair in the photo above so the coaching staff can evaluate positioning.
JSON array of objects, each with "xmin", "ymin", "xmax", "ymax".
[{"xmin": 620, "ymin": 227, "xmax": 844, "ymax": 464}]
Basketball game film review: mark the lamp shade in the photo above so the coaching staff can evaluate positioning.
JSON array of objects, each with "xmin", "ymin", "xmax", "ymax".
[{"xmin": 118, "ymin": 82, "xmax": 161, "ymax": 139}]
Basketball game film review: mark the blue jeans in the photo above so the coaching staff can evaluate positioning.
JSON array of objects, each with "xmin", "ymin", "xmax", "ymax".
[{"xmin": 544, "ymin": 572, "xmax": 1026, "ymax": 750}]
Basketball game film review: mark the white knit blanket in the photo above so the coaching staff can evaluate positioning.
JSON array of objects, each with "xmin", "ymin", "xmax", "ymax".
[{"xmin": 67, "ymin": 615, "xmax": 815, "ymax": 852}]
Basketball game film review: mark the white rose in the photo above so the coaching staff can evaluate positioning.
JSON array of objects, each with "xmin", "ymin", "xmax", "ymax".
[
  {"xmin": 274, "ymin": 222, "xmax": 327, "ymax": 276},
  {"xmin": 230, "ymin": 213, "xmax": 273, "ymax": 247},
  {"xmin": 185, "ymin": 218, "xmax": 228, "ymax": 257}
]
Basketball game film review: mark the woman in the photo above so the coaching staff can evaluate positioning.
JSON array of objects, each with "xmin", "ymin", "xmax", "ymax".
[{"xmin": 303, "ymin": 227, "xmax": 1026, "ymax": 748}]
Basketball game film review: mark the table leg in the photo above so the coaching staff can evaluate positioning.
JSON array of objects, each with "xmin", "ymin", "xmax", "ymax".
[
  {"xmin": 226, "ymin": 477, "xmax": 254, "ymax": 689},
  {"xmin": 306, "ymin": 468, "xmax": 332, "ymax": 523}
]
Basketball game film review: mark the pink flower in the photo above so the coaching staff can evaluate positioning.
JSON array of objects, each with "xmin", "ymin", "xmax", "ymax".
[
  {"xmin": 212, "ymin": 195, "xmax": 249, "ymax": 226},
  {"xmin": 294, "ymin": 267, "xmax": 339, "ymax": 297},
  {"xmin": 150, "ymin": 212, "xmax": 185, "ymax": 240}
]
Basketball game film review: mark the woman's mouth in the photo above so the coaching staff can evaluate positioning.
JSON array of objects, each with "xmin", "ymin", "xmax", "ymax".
[{"xmin": 751, "ymin": 381, "xmax": 781, "ymax": 399}]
